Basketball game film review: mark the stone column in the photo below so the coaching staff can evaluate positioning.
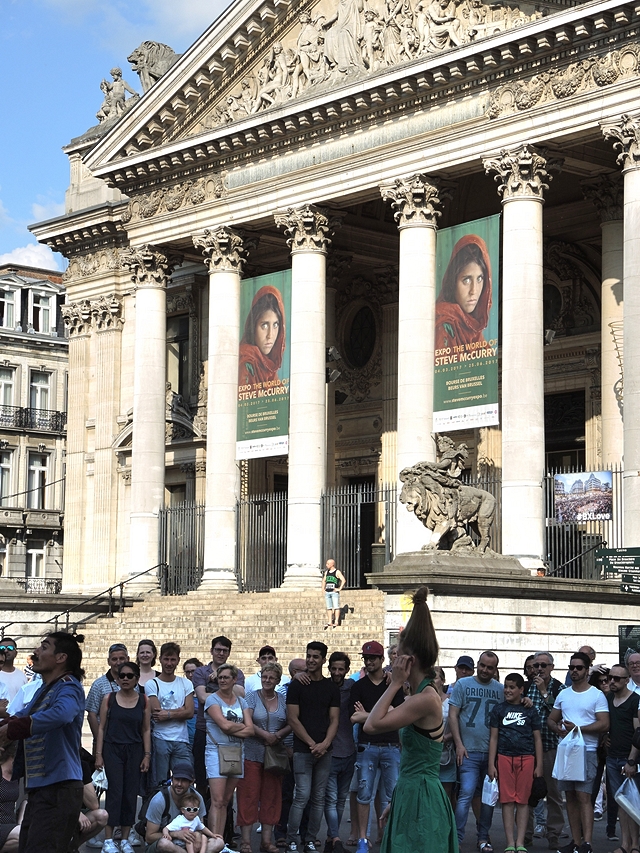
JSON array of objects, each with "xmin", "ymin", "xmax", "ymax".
[
  {"xmin": 193, "ymin": 227, "xmax": 254, "ymax": 590},
  {"xmin": 603, "ymin": 115, "xmax": 640, "ymax": 545},
  {"xmin": 380, "ymin": 175, "xmax": 448, "ymax": 554},
  {"xmin": 275, "ymin": 205, "xmax": 341, "ymax": 588},
  {"xmin": 60, "ymin": 300, "xmax": 92, "ymax": 592},
  {"xmin": 483, "ymin": 145, "xmax": 560, "ymax": 564},
  {"xmin": 376, "ymin": 267, "xmax": 399, "ymax": 487},
  {"xmin": 325, "ymin": 254, "xmax": 350, "ymax": 488},
  {"xmin": 122, "ymin": 245, "xmax": 181, "ymax": 583},
  {"xmin": 582, "ymin": 173, "xmax": 624, "ymax": 466}
]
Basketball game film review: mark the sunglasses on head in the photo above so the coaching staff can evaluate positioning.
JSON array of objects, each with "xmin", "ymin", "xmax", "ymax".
[
  {"xmin": 183, "ymin": 807, "xmax": 199, "ymax": 813},
  {"xmin": 119, "ymin": 672, "xmax": 137, "ymax": 679},
  {"xmin": 568, "ymin": 664, "xmax": 586, "ymax": 670},
  {"xmin": 0, "ymin": 645, "xmax": 15, "ymax": 652}
]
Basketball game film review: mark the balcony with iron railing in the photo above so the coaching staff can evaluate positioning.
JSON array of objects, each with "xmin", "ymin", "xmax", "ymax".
[{"xmin": 0, "ymin": 405, "xmax": 67, "ymax": 432}]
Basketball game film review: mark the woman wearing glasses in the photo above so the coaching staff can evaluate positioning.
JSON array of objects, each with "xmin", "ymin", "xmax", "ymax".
[{"xmin": 95, "ymin": 662, "xmax": 151, "ymax": 853}]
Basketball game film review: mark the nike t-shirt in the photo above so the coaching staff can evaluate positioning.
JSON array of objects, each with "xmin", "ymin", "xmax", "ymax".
[{"xmin": 490, "ymin": 701, "xmax": 541, "ymax": 756}]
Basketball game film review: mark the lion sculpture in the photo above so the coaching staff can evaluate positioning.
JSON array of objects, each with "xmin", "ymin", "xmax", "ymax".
[{"xmin": 128, "ymin": 42, "xmax": 182, "ymax": 92}]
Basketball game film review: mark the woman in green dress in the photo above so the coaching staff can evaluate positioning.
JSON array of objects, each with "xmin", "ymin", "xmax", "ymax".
[{"xmin": 364, "ymin": 587, "xmax": 458, "ymax": 853}]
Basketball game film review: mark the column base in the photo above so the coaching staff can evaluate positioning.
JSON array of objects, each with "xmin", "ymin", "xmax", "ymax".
[
  {"xmin": 280, "ymin": 564, "xmax": 323, "ymax": 590},
  {"xmin": 120, "ymin": 569, "xmax": 161, "ymax": 596},
  {"xmin": 198, "ymin": 569, "xmax": 239, "ymax": 591}
]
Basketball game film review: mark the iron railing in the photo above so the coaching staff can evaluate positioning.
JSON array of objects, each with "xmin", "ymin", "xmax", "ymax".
[
  {"xmin": 236, "ymin": 491, "xmax": 287, "ymax": 592},
  {"xmin": 16, "ymin": 577, "xmax": 62, "ymax": 594},
  {"xmin": 158, "ymin": 502, "xmax": 205, "ymax": 595},
  {"xmin": 322, "ymin": 483, "xmax": 397, "ymax": 589},
  {"xmin": 461, "ymin": 470, "xmax": 502, "ymax": 553},
  {"xmin": 0, "ymin": 405, "xmax": 67, "ymax": 431}
]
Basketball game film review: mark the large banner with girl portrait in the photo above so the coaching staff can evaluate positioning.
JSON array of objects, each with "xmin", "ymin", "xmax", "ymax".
[
  {"xmin": 236, "ymin": 270, "xmax": 292, "ymax": 459},
  {"xmin": 433, "ymin": 215, "xmax": 500, "ymax": 432}
]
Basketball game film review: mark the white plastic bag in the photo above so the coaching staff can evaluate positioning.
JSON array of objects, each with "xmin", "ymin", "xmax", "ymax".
[
  {"xmin": 482, "ymin": 774, "xmax": 499, "ymax": 807},
  {"xmin": 552, "ymin": 726, "xmax": 587, "ymax": 782},
  {"xmin": 615, "ymin": 777, "xmax": 640, "ymax": 825},
  {"xmin": 91, "ymin": 767, "xmax": 108, "ymax": 790}
]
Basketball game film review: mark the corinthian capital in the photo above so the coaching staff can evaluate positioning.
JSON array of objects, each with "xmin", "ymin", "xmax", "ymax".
[
  {"xmin": 193, "ymin": 227, "xmax": 257, "ymax": 273},
  {"xmin": 92, "ymin": 294, "xmax": 124, "ymax": 331},
  {"xmin": 61, "ymin": 300, "xmax": 93, "ymax": 336},
  {"xmin": 602, "ymin": 113, "xmax": 640, "ymax": 170},
  {"xmin": 483, "ymin": 144, "xmax": 562, "ymax": 201},
  {"xmin": 380, "ymin": 174, "xmax": 451, "ymax": 228},
  {"xmin": 274, "ymin": 205, "xmax": 342, "ymax": 253},
  {"xmin": 121, "ymin": 244, "xmax": 182, "ymax": 288},
  {"xmin": 581, "ymin": 173, "xmax": 623, "ymax": 223}
]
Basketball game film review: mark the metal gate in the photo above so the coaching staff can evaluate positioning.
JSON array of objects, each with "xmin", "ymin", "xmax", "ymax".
[
  {"xmin": 461, "ymin": 470, "xmax": 502, "ymax": 553},
  {"xmin": 321, "ymin": 483, "xmax": 397, "ymax": 589},
  {"xmin": 158, "ymin": 502, "xmax": 205, "ymax": 595},
  {"xmin": 236, "ymin": 491, "xmax": 288, "ymax": 591}
]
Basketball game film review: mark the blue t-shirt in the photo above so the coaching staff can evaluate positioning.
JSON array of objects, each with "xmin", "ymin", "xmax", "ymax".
[
  {"xmin": 449, "ymin": 676, "xmax": 504, "ymax": 752},
  {"xmin": 490, "ymin": 701, "xmax": 541, "ymax": 756}
]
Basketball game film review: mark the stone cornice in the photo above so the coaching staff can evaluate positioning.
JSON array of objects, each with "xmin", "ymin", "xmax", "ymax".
[
  {"xmin": 29, "ymin": 202, "xmax": 130, "ymax": 258},
  {"xmin": 86, "ymin": 0, "xmax": 638, "ymax": 195}
]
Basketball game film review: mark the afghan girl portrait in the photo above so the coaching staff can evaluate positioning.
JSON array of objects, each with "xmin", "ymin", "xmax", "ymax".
[
  {"xmin": 238, "ymin": 285, "xmax": 286, "ymax": 389},
  {"xmin": 434, "ymin": 233, "xmax": 493, "ymax": 352}
]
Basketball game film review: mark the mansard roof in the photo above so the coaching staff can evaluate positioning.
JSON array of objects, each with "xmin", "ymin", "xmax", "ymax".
[{"xmin": 83, "ymin": 0, "xmax": 632, "ymax": 194}]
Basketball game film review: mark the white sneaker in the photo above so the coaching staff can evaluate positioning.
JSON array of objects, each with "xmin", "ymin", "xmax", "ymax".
[
  {"xmin": 120, "ymin": 841, "xmax": 135, "ymax": 853},
  {"xmin": 103, "ymin": 841, "xmax": 120, "ymax": 853},
  {"xmin": 534, "ymin": 825, "xmax": 547, "ymax": 838},
  {"xmin": 86, "ymin": 839, "xmax": 104, "ymax": 849},
  {"xmin": 128, "ymin": 829, "xmax": 142, "ymax": 847}
]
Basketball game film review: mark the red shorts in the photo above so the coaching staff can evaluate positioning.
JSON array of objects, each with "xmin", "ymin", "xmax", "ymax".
[{"xmin": 497, "ymin": 754, "xmax": 535, "ymax": 804}]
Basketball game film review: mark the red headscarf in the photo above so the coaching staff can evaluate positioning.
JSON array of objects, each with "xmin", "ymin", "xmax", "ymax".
[
  {"xmin": 238, "ymin": 285, "xmax": 286, "ymax": 387},
  {"xmin": 435, "ymin": 234, "xmax": 493, "ymax": 350}
]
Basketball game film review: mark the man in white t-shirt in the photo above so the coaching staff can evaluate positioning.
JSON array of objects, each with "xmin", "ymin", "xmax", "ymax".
[
  {"xmin": 548, "ymin": 652, "xmax": 609, "ymax": 853},
  {"xmin": 244, "ymin": 645, "xmax": 291, "ymax": 694},
  {"xmin": 146, "ymin": 641, "xmax": 195, "ymax": 785},
  {"xmin": 626, "ymin": 651, "xmax": 640, "ymax": 694},
  {"xmin": 0, "ymin": 638, "xmax": 27, "ymax": 701}
]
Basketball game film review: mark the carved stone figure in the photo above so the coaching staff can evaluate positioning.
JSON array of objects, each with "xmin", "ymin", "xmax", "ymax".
[
  {"xmin": 292, "ymin": 12, "xmax": 328, "ymax": 96},
  {"xmin": 251, "ymin": 42, "xmax": 295, "ymax": 112},
  {"xmin": 323, "ymin": 0, "xmax": 364, "ymax": 75},
  {"xmin": 127, "ymin": 42, "xmax": 181, "ymax": 92},
  {"xmin": 96, "ymin": 67, "xmax": 138, "ymax": 123},
  {"xmin": 399, "ymin": 435, "xmax": 496, "ymax": 551}
]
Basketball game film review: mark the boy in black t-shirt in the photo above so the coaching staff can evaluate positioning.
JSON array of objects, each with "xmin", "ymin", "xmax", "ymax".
[{"xmin": 488, "ymin": 673, "xmax": 543, "ymax": 853}]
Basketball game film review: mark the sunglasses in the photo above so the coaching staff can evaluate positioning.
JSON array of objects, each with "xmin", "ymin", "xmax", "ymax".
[
  {"xmin": 0, "ymin": 645, "xmax": 15, "ymax": 652},
  {"xmin": 183, "ymin": 807, "xmax": 199, "ymax": 813},
  {"xmin": 568, "ymin": 664, "xmax": 586, "ymax": 670},
  {"xmin": 609, "ymin": 675, "xmax": 627, "ymax": 682},
  {"xmin": 119, "ymin": 672, "xmax": 137, "ymax": 679},
  {"xmin": 363, "ymin": 655, "xmax": 382, "ymax": 661},
  {"xmin": 532, "ymin": 663, "xmax": 549, "ymax": 668}
]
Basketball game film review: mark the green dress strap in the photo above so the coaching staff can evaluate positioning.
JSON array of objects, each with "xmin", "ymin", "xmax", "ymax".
[{"xmin": 415, "ymin": 676, "xmax": 434, "ymax": 694}]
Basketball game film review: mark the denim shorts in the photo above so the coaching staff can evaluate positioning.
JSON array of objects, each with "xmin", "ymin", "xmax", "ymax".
[
  {"xmin": 325, "ymin": 591, "xmax": 340, "ymax": 609},
  {"xmin": 557, "ymin": 749, "xmax": 598, "ymax": 793}
]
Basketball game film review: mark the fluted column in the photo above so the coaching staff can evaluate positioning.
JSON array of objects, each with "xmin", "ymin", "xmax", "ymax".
[
  {"xmin": 583, "ymin": 174, "xmax": 624, "ymax": 466},
  {"xmin": 483, "ymin": 145, "xmax": 560, "ymax": 563},
  {"xmin": 60, "ymin": 301, "xmax": 92, "ymax": 592},
  {"xmin": 603, "ymin": 115, "xmax": 640, "ymax": 545},
  {"xmin": 122, "ymin": 245, "xmax": 181, "ymax": 582},
  {"xmin": 193, "ymin": 227, "xmax": 254, "ymax": 590},
  {"xmin": 380, "ymin": 175, "xmax": 448, "ymax": 554},
  {"xmin": 275, "ymin": 205, "xmax": 342, "ymax": 588}
]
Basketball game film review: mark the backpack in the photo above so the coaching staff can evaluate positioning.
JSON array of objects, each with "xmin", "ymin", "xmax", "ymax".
[{"xmin": 134, "ymin": 783, "xmax": 172, "ymax": 839}]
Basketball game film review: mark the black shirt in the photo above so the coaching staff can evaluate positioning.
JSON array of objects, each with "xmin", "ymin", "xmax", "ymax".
[
  {"xmin": 349, "ymin": 675, "xmax": 405, "ymax": 745},
  {"xmin": 489, "ymin": 701, "xmax": 541, "ymax": 757},
  {"xmin": 607, "ymin": 691, "xmax": 640, "ymax": 757},
  {"xmin": 286, "ymin": 677, "xmax": 341, "ymax": 753}
]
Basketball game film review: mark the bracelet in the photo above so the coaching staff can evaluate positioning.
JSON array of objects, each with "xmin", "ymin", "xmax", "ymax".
[{"xmin": 144, "ymin": 752, "xmax": 151, "ymax": 756}]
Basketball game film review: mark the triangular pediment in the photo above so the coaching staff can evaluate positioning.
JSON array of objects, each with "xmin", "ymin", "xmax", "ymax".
[{"xmin": 85, "ymin": 0, "xmax": 583, "ymax": 178}]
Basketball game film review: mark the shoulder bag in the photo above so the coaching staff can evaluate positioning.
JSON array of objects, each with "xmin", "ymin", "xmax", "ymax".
[{"xmin": 258, "ymin": 691, "xmax": 290, "ymax": 775}]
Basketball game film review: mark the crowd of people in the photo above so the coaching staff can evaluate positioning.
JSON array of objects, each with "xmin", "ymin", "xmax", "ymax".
[{"xmin": 1, "ymin": 612, "xmax": 640, "ymax": 853}]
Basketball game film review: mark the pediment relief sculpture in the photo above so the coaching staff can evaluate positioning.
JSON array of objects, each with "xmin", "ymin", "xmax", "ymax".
[{"xmin": 197, "ymin": 0, "xmax": 542, "ymax": 132}]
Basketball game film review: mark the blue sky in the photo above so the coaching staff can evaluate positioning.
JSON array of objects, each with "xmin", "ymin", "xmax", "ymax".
[{"xmin": 0, "ymin": 0, "xmax": 230, "ymax": 270}]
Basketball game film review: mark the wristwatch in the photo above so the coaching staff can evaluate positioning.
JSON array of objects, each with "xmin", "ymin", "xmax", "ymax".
[{"xmin": 626, "ymin": 758, "xmax": 638, "ymax": 766}]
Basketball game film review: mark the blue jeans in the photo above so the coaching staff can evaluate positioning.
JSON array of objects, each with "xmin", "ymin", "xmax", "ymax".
[
  {"xmin": 287, "ymin": 751, "xmax": 333, "ymax": 845},
  {"xmin": 355, "ymin": 743, "xmax": 401, "ymax": 805},
  {"xmin": 324, "ymin": 752, "xmax": 356, "ymax": 839},
  {"xmin": 455, "ymin": 751, "xmax": 494, "ymax": 843},
  {"xmin": 153, "ymin": 736, "xmax": 193, "ymax": 785}
]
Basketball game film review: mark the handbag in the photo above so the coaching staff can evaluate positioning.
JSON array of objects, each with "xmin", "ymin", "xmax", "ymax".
[
  {"xmin": 258, "ymin": 690, "xmax": 290, "ymax": 775},
  {"xmin": 552, "ymin": 726, "xmax": 587, "ymax": 782},
  {"xmin": 440, "ymin": 741, "xmax": 455, "ymax": 766},
  {"xmin": 218, "ymin": 744, "xmax": 243, "ymax": 776}
]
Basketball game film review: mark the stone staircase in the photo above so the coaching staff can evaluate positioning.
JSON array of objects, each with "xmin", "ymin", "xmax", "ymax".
[{"xmin": 79, "ymin": 589, "xmax": 386, "ymax": 682}]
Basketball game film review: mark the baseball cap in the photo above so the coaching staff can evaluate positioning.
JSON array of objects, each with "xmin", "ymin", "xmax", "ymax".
[
  {"xmin": 172, "ymin": 762, "xmax": 196, "ymax": 781},
  {"xmin": 108, "ymin": 643, "xmax": 128, "ymax": 655},
  {"xmin": 258, "ymin": 645, "xmax": 277, "ymax": 658},
  {"xmin": 455, "ymin": 655, "xmax": 474, "ymax": 669},
  {"xmin": 362, "ymin": 641, "xmax": 384, "ymax": 657}
]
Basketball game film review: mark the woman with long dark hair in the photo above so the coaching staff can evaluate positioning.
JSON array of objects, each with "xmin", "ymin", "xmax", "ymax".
[
  {"xmin": 238, "ymin": 286, "xmax": 286, "ymax": 389},
  {"xmin": 435, "ymin": 234, "xmax": 492, "ymax": 352},
  {"xmin": 364, "ymin": 587, "xmax": 458, "ymax": 853}
]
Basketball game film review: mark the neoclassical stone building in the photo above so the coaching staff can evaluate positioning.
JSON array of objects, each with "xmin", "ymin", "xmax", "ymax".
[{"xmin": 31, "ymin": 0, "xmax": 640, "ymax": 593}]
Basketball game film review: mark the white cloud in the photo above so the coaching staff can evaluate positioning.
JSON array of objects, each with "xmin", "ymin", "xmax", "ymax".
[
  {"xmin": 0, "ymin": 243, "xmax": 64, "ymax": 272},
  {"xmin": 0, "ymin": 199, "xmax": 12, "ymax": 227},
  {"xmin": 32, "ymin": 199, "xmax": 66, "ymax": 223}
]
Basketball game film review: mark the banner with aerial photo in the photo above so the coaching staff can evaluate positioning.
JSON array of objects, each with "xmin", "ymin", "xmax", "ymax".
[
  {"xmin": 433, "ymin": 215, "xmax": 500, "ymax": 432},
  {"xmin": 554, "ymin": 471, "xmax": 613, "ymax": 523},
  {"xmin": 236, "ymin": 270, "xmax": 291, "ymax": 460}
]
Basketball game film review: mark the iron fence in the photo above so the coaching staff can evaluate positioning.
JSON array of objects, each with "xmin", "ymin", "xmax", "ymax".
[
  {"xmin": 321, "ymin": 483, "xmax": 397, "ymax": 589},
  {"xmin": 236, "ymin": 491, "xmax": 287, "ymax": 591},
  {"xmin": 0, "ymin": 405, "xmax": 67, "ymax": 431},
  {"xmin": 544, "ymin": 464, "xmax": 623, "ymax": 579},
  {"xmin": 16, "ymin": 577, "xmax": 62, "ymax": 594},
  {"xmin": 461, "ymin": 470, "xmax": 502, "ymax": 553},
  {"xmin": 158, "ymin": 502, "xmax": 205, "ymax": 595}
]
